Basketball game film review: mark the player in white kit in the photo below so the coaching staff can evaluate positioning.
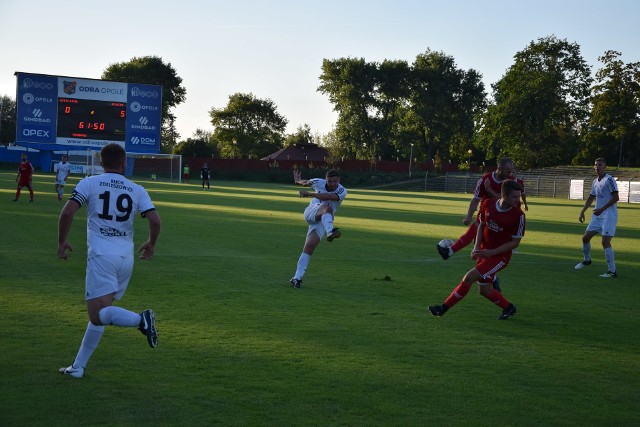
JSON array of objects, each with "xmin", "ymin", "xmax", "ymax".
[
  {"xmin": 290, "ymin": 169, "xmax": 347, "ymax": 288},
  {"xmin": 54, "ymin": 155, "xmax": 71, "ymax": 201},
  {"xmin": 57, "ymin": 143, "xmax": 161, "ymax": 378},
  {"xmin": 575, "ymin": 158, "xmax": 619, "ymax": 278}
]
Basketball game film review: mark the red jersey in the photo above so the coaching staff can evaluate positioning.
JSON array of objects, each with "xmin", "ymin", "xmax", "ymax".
[
  {"xmin": 472, "ymin": 172, "xmax": 506, "ymax": 200},
  {"xmin": 18, "ymin": 161, "xmax": 33, "ymax": 179},
  {"xmin": 478, "ymin": 198, "xmax": 525, "ymax": 256}
]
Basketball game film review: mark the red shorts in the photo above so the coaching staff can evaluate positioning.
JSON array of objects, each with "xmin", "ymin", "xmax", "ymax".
[
  {"xmin": 17, "ymin": 178, "xmax": 31, "ymax": 188},
  {"xmin": 475, "ymin": 254, "xmax": 511, "ymax": 285}
]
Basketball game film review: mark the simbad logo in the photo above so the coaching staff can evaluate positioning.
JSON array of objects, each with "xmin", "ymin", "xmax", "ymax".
[
  {"xmin": 24, "ymin": 108, "xmax": 51, "ymax": 123},
  {"xmin": 139, "ymin": 117, "xmax": 148, "ymax": 125}
]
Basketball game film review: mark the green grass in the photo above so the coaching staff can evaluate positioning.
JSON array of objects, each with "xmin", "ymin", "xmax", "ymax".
[{"xmin": 1, "ymin": 172, "xmax": 639, "ymax": 426}]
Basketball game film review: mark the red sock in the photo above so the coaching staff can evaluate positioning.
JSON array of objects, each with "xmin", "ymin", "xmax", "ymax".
[
  {"xmin": 482, "ymin": 289, "xmax": 510, "ymax": 309},
  {"xmin": 451, "ymin": 222, "xmax": 478, "ymax": 253},
  {"xmin": 444, "ymin": 281, "xmax": 472, "ymax": 308}
]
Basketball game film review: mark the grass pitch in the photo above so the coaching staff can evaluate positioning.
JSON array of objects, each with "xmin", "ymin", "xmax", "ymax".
[{"xmin": 1, "ymin": 172, "xmax": 639, "ymax": 426}]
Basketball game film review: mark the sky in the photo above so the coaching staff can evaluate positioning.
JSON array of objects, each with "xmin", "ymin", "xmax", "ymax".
[{"xmin": 1, "ymin": 0, "xmax": 639, "ymax": 141}]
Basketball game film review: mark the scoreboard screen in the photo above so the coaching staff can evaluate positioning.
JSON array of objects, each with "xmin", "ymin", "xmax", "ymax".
[
  {"xmin": 57, "ymin": 98, "xmax": 127, "ymax": 141},
  {"xmin": 15, "ymin": 72, "xmax": 162, "ymax": 153}
]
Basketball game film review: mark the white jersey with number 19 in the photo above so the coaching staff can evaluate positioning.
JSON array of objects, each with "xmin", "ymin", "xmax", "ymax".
[{"xmin": 70, "ymin": 172, "xmax": 155, "ymax": 258}]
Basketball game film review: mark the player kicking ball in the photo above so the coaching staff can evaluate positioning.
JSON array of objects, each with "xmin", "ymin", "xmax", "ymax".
[
  {"xmin": 429, "ymin": 179, "xmax": 525, "ymax": 320},
  {"xmin": 289, "ymin": 168, "xmax": 347, "ymax": 288}
]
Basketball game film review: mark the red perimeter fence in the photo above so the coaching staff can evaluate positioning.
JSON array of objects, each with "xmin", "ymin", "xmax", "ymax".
[{"xmin": 181, "ymin": 157, "xmax": 476, "ymax": 174}]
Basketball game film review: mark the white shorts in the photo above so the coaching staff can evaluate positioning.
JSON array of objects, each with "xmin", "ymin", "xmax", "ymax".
[
  {"xmin": 85, "ymin": 254, "xmax": 134, "ymax": 301},
  {"xmin": 55, "ymin": 179, "xmax": 66, "ymax": 186},
  {"xmin": 304, "ymin": 203, "xmax": 326, "ymax": 238},
  {"xmin": 586, "ymin": 213, "xmax": 617, "ymax": 237}
]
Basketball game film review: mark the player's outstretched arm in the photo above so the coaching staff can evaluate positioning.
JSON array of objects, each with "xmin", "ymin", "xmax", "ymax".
[{"xmin": 293, "ymin": 170, "xmax": 310, "ymax": 186}]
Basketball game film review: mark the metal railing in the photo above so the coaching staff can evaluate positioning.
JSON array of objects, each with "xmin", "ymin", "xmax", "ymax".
[{"xmin": 420, "ymin": 172, "xmax": 640, "ymax": 203}]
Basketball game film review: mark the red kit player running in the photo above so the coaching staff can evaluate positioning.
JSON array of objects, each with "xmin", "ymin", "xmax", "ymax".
[
  {"xmin": 429, "ymin": 179, "xmax": 525, "ymax": 320},
  {"xmin": 437, "ymin": 158, "xmax": 515, "ymax": 261},
  {"xmin": 13, "ymin": 153, "xmax": 34, "ymax": 202},
  {"xmin": 436, "ymin": 158, "xmax": 516, "ymax": 291}
]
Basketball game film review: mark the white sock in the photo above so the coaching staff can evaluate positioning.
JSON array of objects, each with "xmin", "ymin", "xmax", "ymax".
[
  {"xmin": 582, "ymin": 242, "xmax": 591, "ymax": 261},
  {"xmin": 99, "ymin": 306, "xmax": 141, "ymax": 327},
  {"xmin": 321, "ymin": 213, "xmax": 334, "ymax": 233},
  {"xmin": 604, "ymin": 247, "xmax": 616, "ymax": 272},
  {"xmin": 294, "ymin": 253, "xmax": 311, "ymax": 279},
  {"xmin": 73, "ymin": 322, "xmax": 105, "ymax": 369}
]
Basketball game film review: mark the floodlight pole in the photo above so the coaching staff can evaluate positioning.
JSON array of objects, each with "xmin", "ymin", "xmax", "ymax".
[
  {"xmin": 618, "ymin": 136, "xmax": 623, "ymax": 168},
  {"xmin": 0, "ymin": 98, "xmax": 3, "ymax": 143},
  {"xmin": 409, "ymin": 144, "xmax": 414, "ymax": 178}
]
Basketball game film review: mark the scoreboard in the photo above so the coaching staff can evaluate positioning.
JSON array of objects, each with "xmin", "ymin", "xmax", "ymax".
[{"xmin": 15, "ymin": 72, "xmax": 162, "ymax": 153}]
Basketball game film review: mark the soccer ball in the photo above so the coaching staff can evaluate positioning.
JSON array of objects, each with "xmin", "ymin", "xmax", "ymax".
[{"xmin": 438, "ymin": 239, "xmax": 454, "ymax": 248}]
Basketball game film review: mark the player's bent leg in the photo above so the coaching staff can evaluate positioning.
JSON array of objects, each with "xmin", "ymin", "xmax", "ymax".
[{"xmin": 86, "ymin": 294, "xmax": 116, "ymax": 326}]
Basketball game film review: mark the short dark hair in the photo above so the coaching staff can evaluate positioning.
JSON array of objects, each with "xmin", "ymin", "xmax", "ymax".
[
  {"xmin": 595, "ymin": 157, "xmax": 606, "ymax": 164},
  {"xmin": 501, "ymin": 179, "xmax": 522, "ymax": 196},
  {"xmin": 498, "ymin": 157, "xmax": 514, "ymax": 169},
  {"xmin": 326, "ymin": 169, "xmax": 340, "ymax": 178},
  {"xmin": 100, "ymin": 143, "xmax": 126, "ymax": 169}
]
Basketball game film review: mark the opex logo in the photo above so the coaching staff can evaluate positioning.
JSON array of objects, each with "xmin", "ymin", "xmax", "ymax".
[{"xmin": 23, "ymin": 128, "xmax": 50, "ymax": 138}]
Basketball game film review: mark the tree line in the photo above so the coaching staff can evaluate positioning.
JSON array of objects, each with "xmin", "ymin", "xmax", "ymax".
[{"xmin": 2, "ymin": 35, "xmax": 639, "ymax": 169}]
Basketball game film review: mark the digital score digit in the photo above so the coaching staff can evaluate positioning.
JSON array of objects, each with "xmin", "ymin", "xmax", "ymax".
[{"xmin": 57, "ymin": 98, "xmax": 126, "ymax": 141}]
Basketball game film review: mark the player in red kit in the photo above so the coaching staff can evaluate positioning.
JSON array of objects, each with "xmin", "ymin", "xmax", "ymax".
[
  {"xmin": 429, "ymin": 179, "xmax": 525, "ymax": 320},
  {"xmin": 437, "ymin": 158, "xmax": 515, "ymax": 260},
  {"xmin": 436, "ymin": 158, "xmax": 515, "ymax": 291},
  {"xmin": 13, "ymin": 153, "xmax": 35, "ymax": 202}
]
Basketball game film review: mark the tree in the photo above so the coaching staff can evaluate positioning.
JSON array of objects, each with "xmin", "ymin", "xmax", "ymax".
[
  {"xmin": 284, "ymin": 124, "xmax": 313, "ymax": 146},
  {"xmin": 319, "ymin": 58, "xmax": 414, "ymax": 163},
  {"xmin": 102, "ymin": 56, "xmax": 187, "ymax": 153},
  {"xmin": 318, "ymin": 57, "xmax": 378, "ymax": 160},
  {"xmin": 209, "ymin": 93, "xmax": 287, "ymax": 159},
  {"xmin": 476, "ymin": 36, "xmax": 593, "ymax": 169},
  {"xmin": 173, "ymin": 128, "xmax": 216, "ymax": 158},
  {"xmin": 0, "ymin": 95, "xmax": 16, "ymax": 146},
  {"xmin": 406, "ymin": 50, "xmax": 486, "ymax": 165},
  {"xmin": 579, "ymin": 51, "xmax": 640, "ymax": 166}
]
